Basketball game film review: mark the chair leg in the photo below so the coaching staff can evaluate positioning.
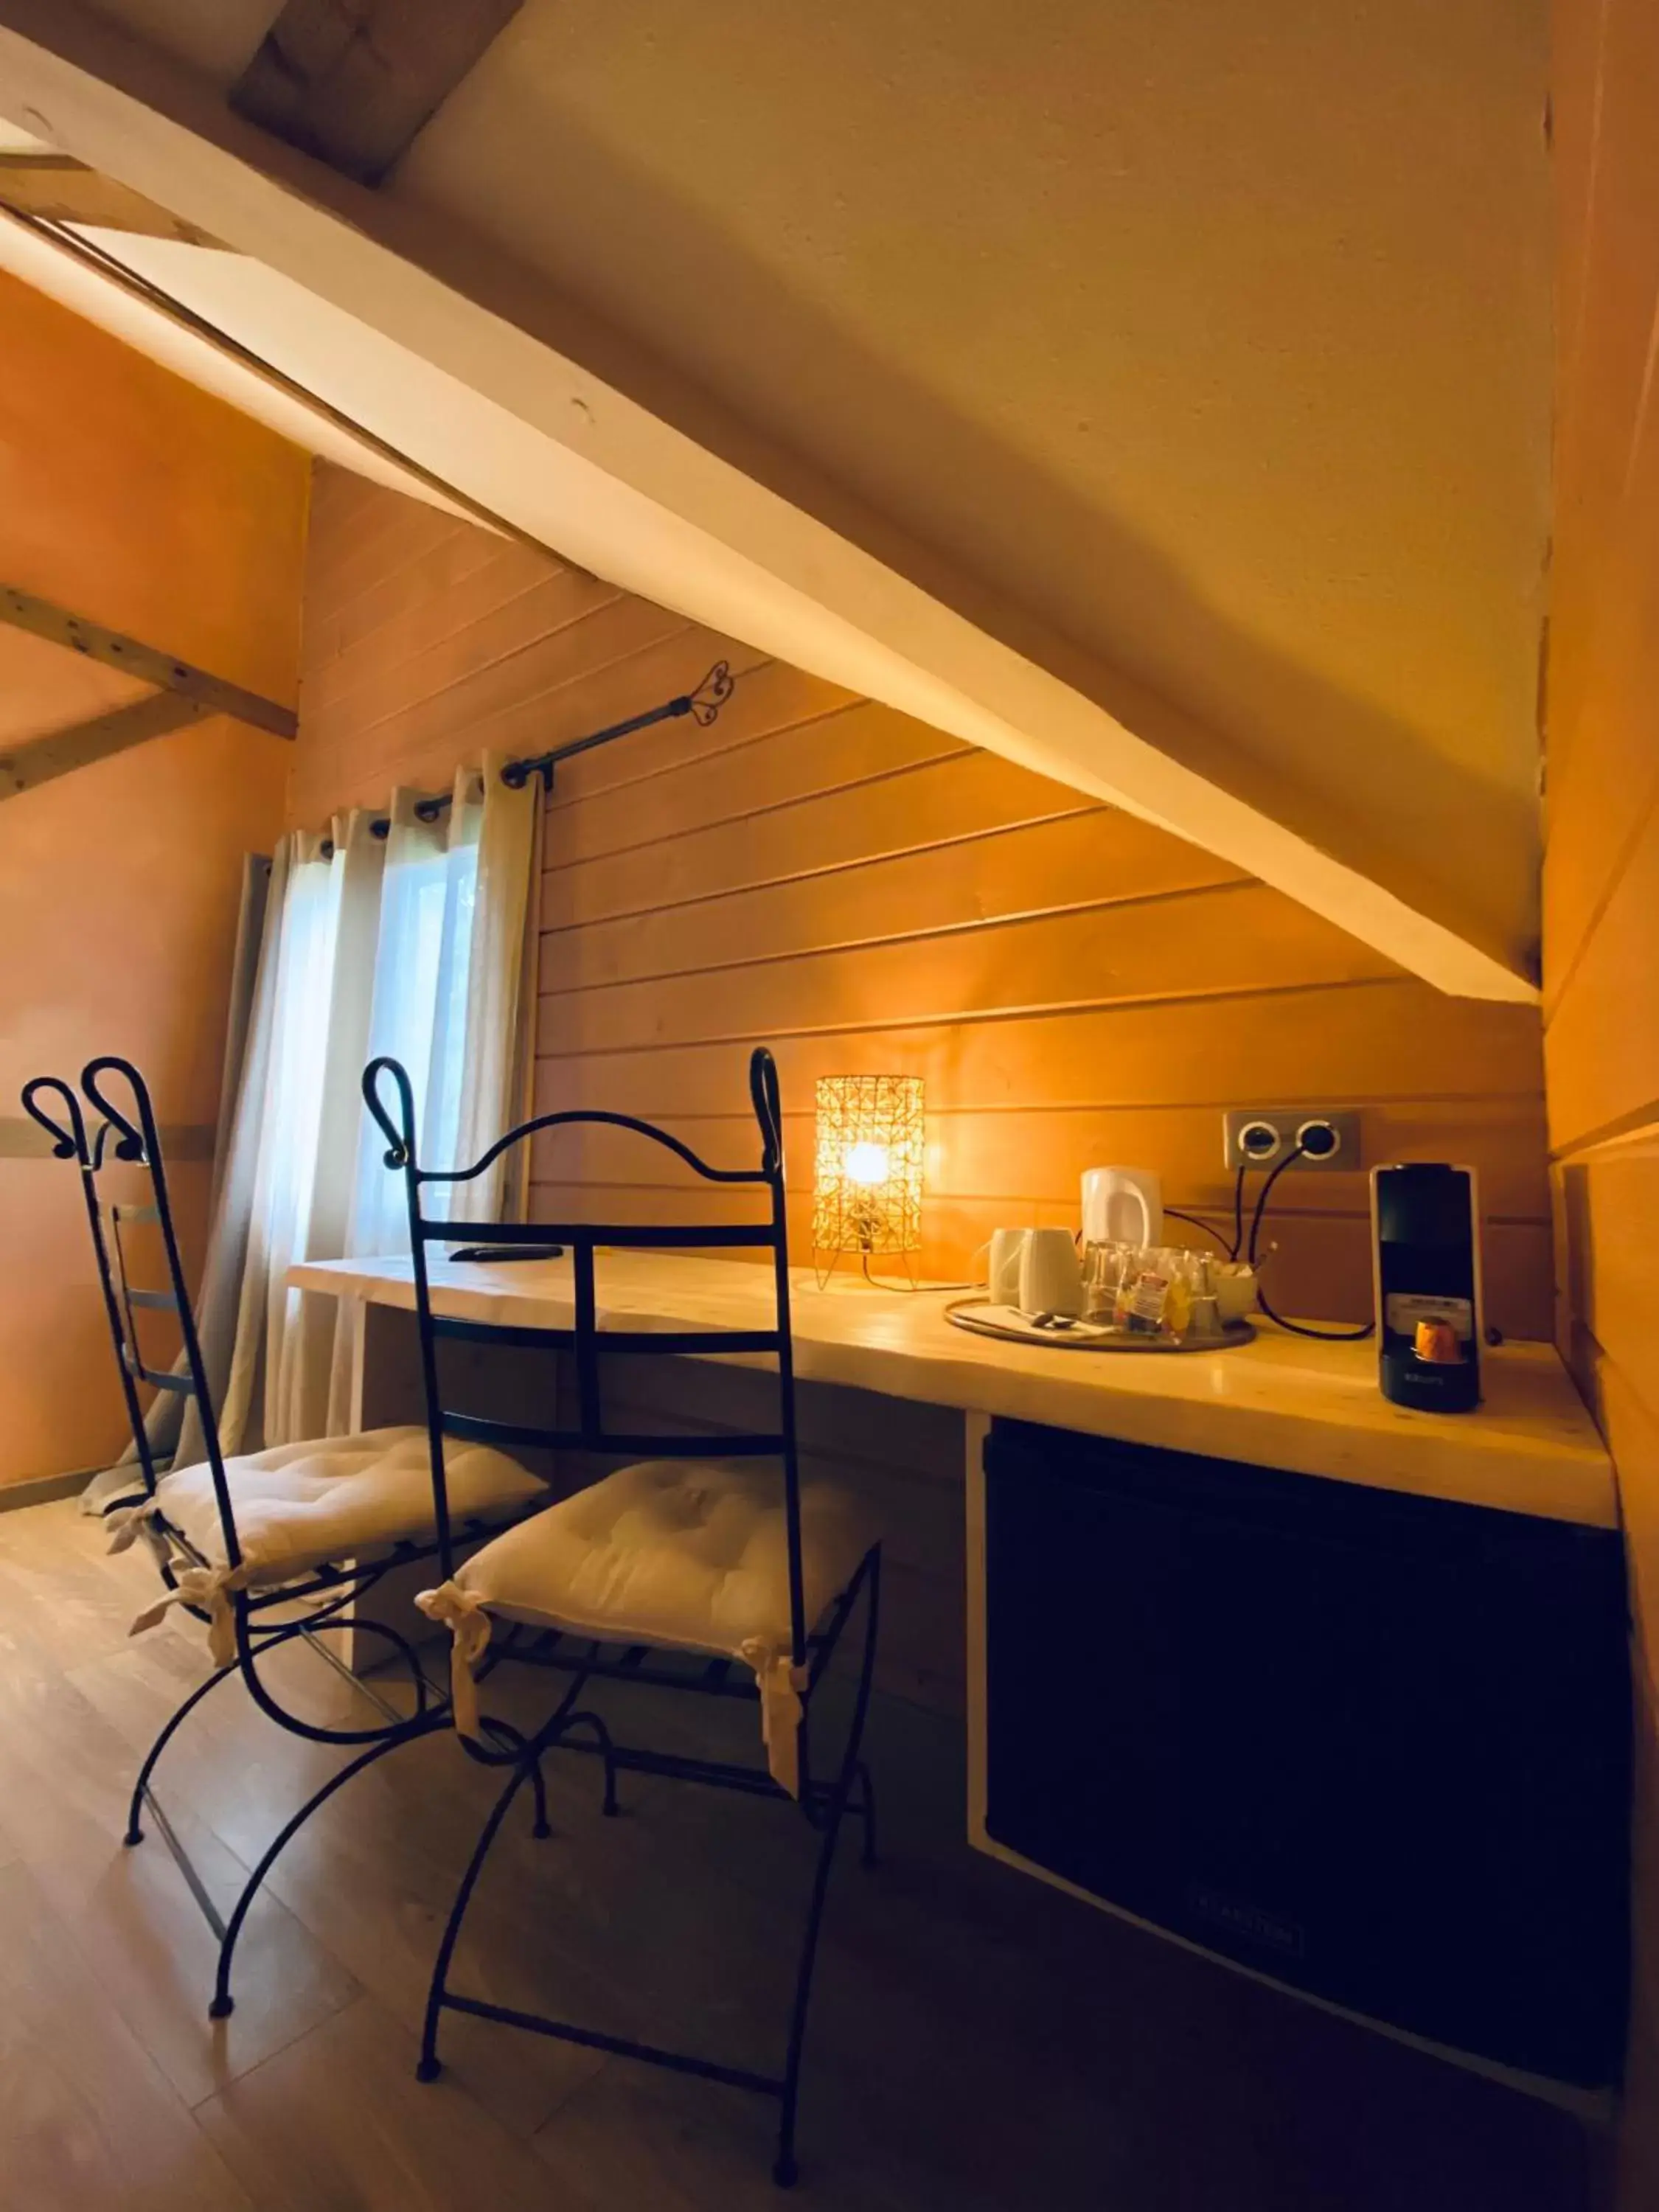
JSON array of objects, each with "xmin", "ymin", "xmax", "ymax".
[
  {"xmin": 419, "ymin": 1756, "xmax": 538, "ymax": 2081},
  {"xmin": 302, "ymin": 1614, "xmax": 438, "ymax": 1723},
  {"xmin": 123, "ymin": 1658, "xmax": 241, "ymax": 1848},
  {"xmin": 209, "ymin": 1719, "xmax": 437, "ymax": 2018},
  {"xmin": 852, "ymin": 1760, "xmax": 879, "ymax": 1870},
  {"xmin": 773, "ymin": 1546, "xmax": 882, "ymax": 2189},
  {"xmin": 420, "ymin": 1700, "xmax": 619, "ymax": 2081},
  {"xmin": 528, "ymin": 1753, "xmax": 552, "ymax": 1840},
  {"xmin": 562, "ymin": 1709, "xmax": 621, "ymax": 1817}
]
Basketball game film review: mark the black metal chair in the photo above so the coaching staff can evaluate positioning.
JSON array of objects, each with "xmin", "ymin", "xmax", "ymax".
[
  {"xmin": 20, "ymin": 1057, "xmax": 554, "ymax": 2019},
  {"xmin": 362, "ymin": 1043, "xmax": 881, "ymax": 2189}
]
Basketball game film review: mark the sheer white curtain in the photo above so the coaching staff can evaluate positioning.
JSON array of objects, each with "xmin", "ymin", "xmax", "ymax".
[{"xmin": 209, "ymin": 753, "xmax": 535, "ymax": 1452}]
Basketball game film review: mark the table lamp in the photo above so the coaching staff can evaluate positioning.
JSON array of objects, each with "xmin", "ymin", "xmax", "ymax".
[{"xmin": 813, "ymin": 1074, "xmax": 924, "ymax": 1284}]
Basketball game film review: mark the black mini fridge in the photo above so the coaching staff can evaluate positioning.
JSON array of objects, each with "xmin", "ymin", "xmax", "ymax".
[{"xmin": 980, "ymin": 1419, "xmax": 1630, "ymax": 2087}]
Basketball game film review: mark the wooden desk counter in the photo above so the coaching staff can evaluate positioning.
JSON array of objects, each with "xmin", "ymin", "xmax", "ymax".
[{"xmin": 289, "ymin": 1251, "xmax": 1614, "ymax": 1529}]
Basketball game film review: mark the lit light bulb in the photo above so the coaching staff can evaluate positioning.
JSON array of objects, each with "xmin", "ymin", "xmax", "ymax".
[{"xmin": 844, "ymin": 1141, "xmax": 891, "ymax": 1187}]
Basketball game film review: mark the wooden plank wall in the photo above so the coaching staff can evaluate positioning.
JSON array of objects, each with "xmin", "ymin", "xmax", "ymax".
[
  {"xmin": 292, "ymin": 461, "xmax": 1551, "ymax": 1338},
  {"xmin": 1549, "ymin": 0, "xmax": 1659, "ymax": 2198}
]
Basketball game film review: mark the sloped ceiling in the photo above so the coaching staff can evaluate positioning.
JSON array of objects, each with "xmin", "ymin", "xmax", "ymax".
[
  {"xmin": 0, "ymin": 0, "xmax": 1552, "ymax": 996},
  {"xmin": 410, "ymin": 0, "xmax": 1552, "ymax": 969}
]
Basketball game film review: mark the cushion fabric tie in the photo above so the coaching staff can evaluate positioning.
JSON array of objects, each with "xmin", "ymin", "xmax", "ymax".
[
  {"xmin": 416, "ymin": 1581, "xmax": 492, "ymax": 1740},
  {"xmin": 106, "ymin": 1498, "xmax": 175, "ymax": 1575},
  {"xmin": 110, "ymin": 1500, "xmax": 249, "ymax": 1666},
  {"xmin": 740, "ymin": 1638, "xmax": 810, "ymax": 1798},
  {"xmin": 128, "ymin": 1562, "xmax": 252, "ymax": 1668}
]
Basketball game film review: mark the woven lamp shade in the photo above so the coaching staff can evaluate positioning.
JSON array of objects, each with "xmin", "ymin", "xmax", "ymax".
[{"xmin": 812, "ymin": 1076, "xmax": 924, "ymax": 1256}]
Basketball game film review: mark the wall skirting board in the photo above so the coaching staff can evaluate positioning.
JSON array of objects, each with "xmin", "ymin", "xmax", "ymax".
[{"xmin": 0, "ymin": 1465, "xmax": 97, "ymax": 1511}]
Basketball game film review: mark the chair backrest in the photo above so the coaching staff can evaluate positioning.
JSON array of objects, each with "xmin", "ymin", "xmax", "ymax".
[
  {"xmin": 48, "ymin": 1057, "xmax": 243, "ymax": 1571},
  {"xmin": 361, "ymin": 1045, "xmax": 808, "ymax": 1664},
  {"xmin": 21, "ymin": 1072, "xmax": 167, "ymax": 1500}
]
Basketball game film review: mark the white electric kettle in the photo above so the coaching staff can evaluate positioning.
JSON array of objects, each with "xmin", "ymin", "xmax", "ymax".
[{"xmin": 1081, "ymin": 1166, "xmax": 1163, "ymax": 1248}]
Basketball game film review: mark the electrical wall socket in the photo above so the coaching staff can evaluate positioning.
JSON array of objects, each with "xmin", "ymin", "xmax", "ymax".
[{"xmin": 1221, "ymin": 1107, "xmax": 1360, "ymax": 1172}]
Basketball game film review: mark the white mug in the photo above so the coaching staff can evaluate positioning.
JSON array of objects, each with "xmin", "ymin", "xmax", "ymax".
[
  {"xmin": 1081, "ymin": 1166, "xmax": 1161, "ymax": 1248},
  {"xmin": 1018, "ymin": 1226, "xmax": 1085, "ymax": 1318},
  {"xmin": 989, "ymin": 1227, "xmax": 1031, "ymax": 1304}
]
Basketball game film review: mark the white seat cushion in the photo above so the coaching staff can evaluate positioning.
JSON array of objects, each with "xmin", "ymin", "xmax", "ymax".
[
  {"xmin": 451, "ymin": 1457, "xmax": 873, "ymax": 1658},
  {"xmin": 147, "ymin": 1425, "xmax": 545, "ymax": 1585},
  {"xmin": 420, "ymin": 1458, "xmax": 878, "ymax": 1793}
]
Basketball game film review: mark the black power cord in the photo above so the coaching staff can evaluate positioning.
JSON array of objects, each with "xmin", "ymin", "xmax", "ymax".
[
  {"xmin": 1157, "ymin": 1164, "xmax": 1250, "ymax": 1260},
  {"xmin": 1161, "ymin": 1206, "xmax": 1235, "ymax": 1256},
  {"xmin": 1245, "ymin": 1142, "xmax": 1375, "ymax": 1342}
]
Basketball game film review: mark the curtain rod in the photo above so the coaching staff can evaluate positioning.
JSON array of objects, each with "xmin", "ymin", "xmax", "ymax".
[{"xmin": 319, "ymin": 661, "xmax": 735, "ymax": 853}]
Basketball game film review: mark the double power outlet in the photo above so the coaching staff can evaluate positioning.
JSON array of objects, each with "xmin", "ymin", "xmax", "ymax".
[{"xmin": 1220, "ymin": 1107, "xmax": 1360, "ymax": 1173}]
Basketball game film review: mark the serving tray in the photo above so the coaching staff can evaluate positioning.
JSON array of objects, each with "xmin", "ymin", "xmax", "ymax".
[{"xmin": 944, "ymin": 1297, "xmax": 1256, "ymax": 1353}]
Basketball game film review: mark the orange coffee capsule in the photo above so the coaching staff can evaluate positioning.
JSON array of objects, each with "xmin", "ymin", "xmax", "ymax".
[{"xmin": 1414, "ymin": 1316, "xmax": 1461, "ymax": 1364}]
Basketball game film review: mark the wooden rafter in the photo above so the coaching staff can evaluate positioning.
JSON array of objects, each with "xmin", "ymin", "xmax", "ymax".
[
  {"xmin": 230, "ymin": 0, "xmax": 524, "ymax": 186},
  {"xmin": 0, "ymin": 586, "xmax": 296, "ymax": 739},
  {"xmin": 0, "ymin": 689, "xmax": 204, "ymax": 801}
]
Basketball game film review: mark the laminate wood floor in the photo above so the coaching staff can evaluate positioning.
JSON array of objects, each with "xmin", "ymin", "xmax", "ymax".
[{"xmin": 0, "ymin": 1498, "xmax": 1600, "ymax": 2212}]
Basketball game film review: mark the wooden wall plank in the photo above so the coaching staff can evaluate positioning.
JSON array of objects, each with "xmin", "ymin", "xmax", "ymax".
[
  {"xmin": 1543, "ymin": 407, "xmax": 1659, "ymax": 1005},
  {"xmin": 1550, "ymin": 0, "xmax": 1659, "ymax": 766},
  {"xmin": 544, "ymin": 699, "xmax": 970, "ymax": 866},
  {"xmin": 305, "ymin": 558, "xmax": 610, "ymax": 726},
  {"xmin": 1545, "ymin": 796, "xmax": 1659, "ymax": 1151},
  {"xmin": 542, "ymin": 808, "xmax": 1237, "ymax": 991},
  {"xmin": 309, "ymin": 595, "xmax": 691, "ymax": 780},
  {"xmin": 532, "ymin": 983, "xmax": 1545, "ymax": 1116},
  {"xmin": 539, "ymin": 748, "xmax": 1088, "ymax": 931},
  {"xmin": 304, "ymin": 520, "xmax": 508, "ymax": 673},
  {"xmin": 305, "ymin": 495, "xmax": 465, "ymax": 618},
  {"xmin": 538, "ymin": 885, "xmax": 1397, "ymax": 1057}
]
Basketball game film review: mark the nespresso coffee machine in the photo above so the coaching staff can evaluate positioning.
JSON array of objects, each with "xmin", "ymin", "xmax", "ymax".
[{"xmin": 1371, "ymin": 1163, "xmax": 1482, "ymax": 1412}]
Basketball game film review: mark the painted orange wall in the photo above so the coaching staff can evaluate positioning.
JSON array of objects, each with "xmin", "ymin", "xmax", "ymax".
[
  {"xmin": 1548, "ymin": 1, "xmax": 1659, "ymax": 2195},
  {"xmin": 296, "ymin": 464, "xmax": 1551, "ymax": 1338},
  {"xmin": 0, "ymin": 268, "xmax": 307, "ymax": 1489}
]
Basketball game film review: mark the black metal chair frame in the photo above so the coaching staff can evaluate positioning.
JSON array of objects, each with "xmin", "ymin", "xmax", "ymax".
[
  {"xmin": 362, "ymin": 1043, "xmax": 882, "ymax": 2189},
  {"xmin": 20, "ymin": 1058, "xmax": 547, "ymax": 2020}
]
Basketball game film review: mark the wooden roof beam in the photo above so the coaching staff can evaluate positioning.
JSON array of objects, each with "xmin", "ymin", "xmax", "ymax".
[
  {"xmin": 230, "ymin": 0, "xmax": 524, "ymax": 186},
  {"xmin": 0, "ymin": 686, "xmax": 204, "ymax": 799},
  {"xmin": 0, "ymin": 584, "xmax": 297, "ymax": 738}
]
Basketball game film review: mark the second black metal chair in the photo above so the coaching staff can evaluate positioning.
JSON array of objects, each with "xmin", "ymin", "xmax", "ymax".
[{"xmin": 362, "ymin": 1043, "xmax": 882, "ymax": 2189}]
